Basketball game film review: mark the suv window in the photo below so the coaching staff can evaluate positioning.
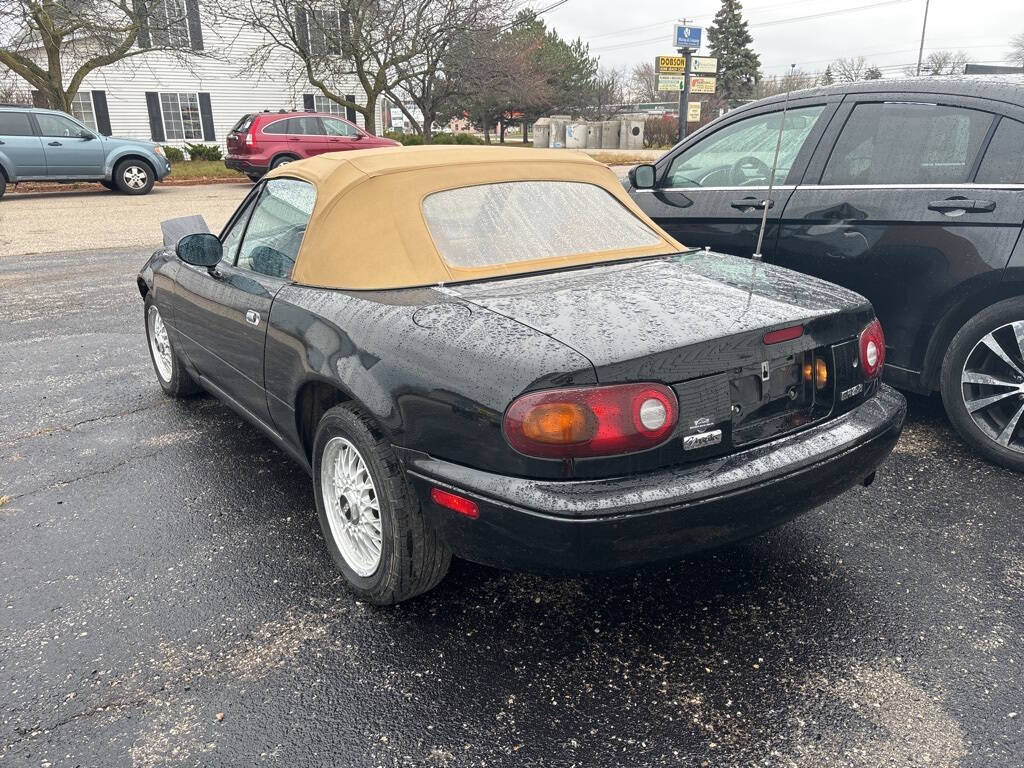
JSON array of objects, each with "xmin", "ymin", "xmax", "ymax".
[
  {"xmin": 322, "ymin": 118, "xmax": 358, "ymax": 137},
  {"xmin": 0, "ymin": 111, "xmax": 34, "ymax": 136},
  {"xmin": 976, "ymin": 117, "xmax": 1024, "ymax": 184},
  {"xmin": 231, "ymin": 114, "xmax": 254, "ymax": 133},
  {"xmin": 665, "ymin": 105, "xmax": 825, "ymax": 188},
  {"xmin": 236, "ymin": 179, "xmax": 316, "ymax": 279},
  {"xmin": 35, "ymin": 113, "xmax": 86, "ymax": 137},
  {"xmin": 262, "ymin": 116, "xmax": 322, "ymax": 135},
  {"xmin": 822, "ymin": 102, "xmax": 993, "ymax": 186}
]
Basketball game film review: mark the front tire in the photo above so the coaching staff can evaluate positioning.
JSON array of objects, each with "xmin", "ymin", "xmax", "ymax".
[
  {"xmin": 144, "ymin": 296, "xmax": 199, "ymax": 398},
  {"xmin": 0, "ymin": 173, "xmax": 6, "ymax": 199},
  {"xmin": 941, "ymin": 296, "xmax": 1024, "ymax": 472},
  {"xmin": 312, "ymin": 404, "xmax": 450, "ymax": 604},
  {"xmin": 114, "ymin": 159, "xmax": 155, "ymax": 195}
]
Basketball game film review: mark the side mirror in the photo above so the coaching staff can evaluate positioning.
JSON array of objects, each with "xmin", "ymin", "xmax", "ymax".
[
  {"xmin": 629, "ymin": 164, "xmax": 656, "ymax": 190},
  {"xmin": 176, "ymin": 232, "xmax": 222, "ymax": 268},
  {"xmin": 78, "ymin": 129, "xmax": 95, "ymax": 140},
  {"xmin": 354, "ymin": 132, "xmax": 364, "ymax": 140}
]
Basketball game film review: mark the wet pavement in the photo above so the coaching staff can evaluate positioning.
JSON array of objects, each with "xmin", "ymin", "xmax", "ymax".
[{"xmin": 1, "ymin": 246, "xmax": 1022, "ymax": 767}]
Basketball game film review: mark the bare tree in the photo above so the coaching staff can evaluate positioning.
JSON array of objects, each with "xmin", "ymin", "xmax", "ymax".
[
  {"xmin": 1009, "ymin": 32, "xmax": 1024, "ymax": 68},
  {"xmin": 906, "ymin": 50, "xmax": 971, "ymax": 76},
  {"xmin": 228, "ymin": 0, "xmax": 449, "ymax": 135},
  {"xmin": 751, "ymin": 67, "xmax": 817, "ymax": 99},
  {"xmin": 384, "ymin": 0, "xmax": 504, "ymax": 142},
  {"xmin": 0, "ymin": 0, "xmax": 203, "ymax": 112},
  {"xmin": 588, "ymin": 65, "xmax": 626, "ymax": 119},
  {"xmin": 831, "ymin": 56, "xmax": 867, "ymax": 83},
  {"xmin": 627, "ymin": 60, "xmax": 674, "ymax": 103}
]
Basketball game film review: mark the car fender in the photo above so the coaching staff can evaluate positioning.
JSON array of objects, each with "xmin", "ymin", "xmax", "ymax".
[
  {"xmin": 103, "ymin": 145, "xmax": 160, "ymax": 179},
  {"xmin": 0, "ymin": 152, "xmax": 17, "ymax": 182}
]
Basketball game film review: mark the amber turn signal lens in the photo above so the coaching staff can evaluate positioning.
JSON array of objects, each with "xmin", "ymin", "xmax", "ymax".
[
  {"xmin": 802, "ymin": 358, "xmax": 829, "ymax": 390},
  {"xmin": 520, "ymin": 403, "xmax": 592, "ymax": 444}
]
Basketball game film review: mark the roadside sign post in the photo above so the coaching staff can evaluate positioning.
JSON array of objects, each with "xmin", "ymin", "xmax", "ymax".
[{"xmin": 671, "ymin": 23, "xmax": 702, "ymax": 142}]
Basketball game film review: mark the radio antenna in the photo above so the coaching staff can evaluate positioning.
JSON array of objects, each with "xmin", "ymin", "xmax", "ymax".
[{"xmin": 752, "ymin": 63, "xmax": 796, "ymax": 261}]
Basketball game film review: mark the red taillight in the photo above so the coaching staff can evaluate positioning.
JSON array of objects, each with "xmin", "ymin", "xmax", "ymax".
[
  {"xmin": 430, "ymin": 487, "xmax": 478, "ymax": 519},
  {"xmin": 244, "ymin": 132, "xmax": 253, "ymax": 146},
  {"xmin": 859, "ymin": 319, "xmax": 886, "ymax": 378},
  {"xmin": 763, "ymin": 325, "xmax": 804, "ymax": 345},
  {"xmin": 504, "ymin": 383, "xmax": 679, "ymax": 458}
]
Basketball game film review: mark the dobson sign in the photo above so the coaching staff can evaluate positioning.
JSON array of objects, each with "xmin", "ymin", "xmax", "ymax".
[{"xmin": 655, "ymin": 55, "xmax": 687, "ymax": 74}]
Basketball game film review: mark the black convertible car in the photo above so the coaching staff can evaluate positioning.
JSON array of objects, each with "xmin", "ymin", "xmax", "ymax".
[{"xmin": 138, "ymin": 146, "xmax": 905, "ymax": 604}]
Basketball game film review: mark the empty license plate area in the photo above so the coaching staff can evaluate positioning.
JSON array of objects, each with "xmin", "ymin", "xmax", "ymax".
[{"xmin": 730, "ymin": 347, "xmax": 834, "ymax": 447}]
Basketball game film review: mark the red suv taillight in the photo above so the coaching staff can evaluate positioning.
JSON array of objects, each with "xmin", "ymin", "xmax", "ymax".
[
  {"xmin": 859, "ymin": 319, "xmax": 886, "ymax": 378},
  {"xmin": 504, "ymin": 383, "xmax": 679, "ymax": 458}
]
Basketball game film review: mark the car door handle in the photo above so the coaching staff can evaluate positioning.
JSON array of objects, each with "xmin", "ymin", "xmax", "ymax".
[
  {"xmin": 245, "ymin": 309, "xmax": 260, "ymax": 326},
  {"xmin": 0, "ymin": 139, "xmax": 5, "ymax": 145},
  {"xmin": 48, "ymin": 141, "xmax": 62, "ymax": 146},
  {"xmin": 730, "ymin": 198, "xmax": 774, "ymax": 211},
  {"xmin": 928, "ymin": 198, "xmax": 996, "ymax": 213}
]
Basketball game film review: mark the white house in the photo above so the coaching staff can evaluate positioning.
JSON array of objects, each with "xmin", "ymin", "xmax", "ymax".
[{"xmin": 10, "ymin": 0, "xmax": 385, "ymax": 149}]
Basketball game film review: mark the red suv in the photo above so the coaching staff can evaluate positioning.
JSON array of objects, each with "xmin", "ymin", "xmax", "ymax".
[{"xmin": 224, "ymin": 111, "xmax": 400, "ymax": 181}]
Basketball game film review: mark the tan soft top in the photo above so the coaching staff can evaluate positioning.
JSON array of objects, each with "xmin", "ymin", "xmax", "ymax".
[{"xmin": 264, "ymin": 145, "xmax": 683, "ymax": 290}]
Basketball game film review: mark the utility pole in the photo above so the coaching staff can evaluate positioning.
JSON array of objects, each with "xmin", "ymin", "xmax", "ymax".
[{"xmin": 915, "ymin": 0, "xmax": 931, "ymax": 76}]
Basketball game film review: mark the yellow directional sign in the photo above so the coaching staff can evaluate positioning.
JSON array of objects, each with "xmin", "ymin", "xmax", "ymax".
[
  {"xmin": 655, "ymin": 55, "xmax": 687, "ymax": 74},
  {"xmin": 689, "ymin": 76, "xmax": 717, "ymax": 94},
  {"xmin": 690, "ymin": 56, "xmax": 718, "ymax": 74},
  {"xmin": 687, "ymin": 101, "xmax": 702, "ymax": 122}
]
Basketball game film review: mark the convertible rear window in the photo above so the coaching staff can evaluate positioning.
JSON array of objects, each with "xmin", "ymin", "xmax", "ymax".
[{"xmin": 422, "ymin": 181, "xmax": 663, "ymax": 268}]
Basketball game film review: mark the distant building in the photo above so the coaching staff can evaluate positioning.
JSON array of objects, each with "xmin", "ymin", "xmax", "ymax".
[{"xmin": 6, "ymin": 1, "xmax": 383, "ymax": 148}]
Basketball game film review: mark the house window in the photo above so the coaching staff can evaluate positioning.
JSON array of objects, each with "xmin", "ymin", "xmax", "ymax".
[
  {"xmin": 302, "ymin": 7, "xmax": 345, "ymax": 56},
  {"xmin": 150, "ymin": 0, "xmax": 191, "ymax": 48},
  {"xmin": 70, "ymin": 92, "xmax": 97, "ymax": 131},
  {"xmin": 160, "ymin": 92, "xmax": 203, "ymax": 140},
  {"xmin": 313, "ymin": 95, "xmax": 342, "ymax": 114}
]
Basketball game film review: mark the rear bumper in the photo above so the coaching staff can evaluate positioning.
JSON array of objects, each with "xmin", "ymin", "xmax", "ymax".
[
  {"xmin": 224, "ymin": 156, "xmax": 267, "ymax": 176},
  {"xmin": 403, "ymin": 386, "xmax": 906, "ymax": 572}
]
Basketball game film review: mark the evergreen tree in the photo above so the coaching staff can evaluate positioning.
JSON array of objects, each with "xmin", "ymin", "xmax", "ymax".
[
  {"xmin": 706, "ymin": 0, "xmax": 761, "ymax": 101},
  {"xmin": 821, "ymin": 65, "xmax": 835, "ymax": 85},
  {"xmin": 864, "ymin": 65, "xmax": 883, "ymax": 80}
]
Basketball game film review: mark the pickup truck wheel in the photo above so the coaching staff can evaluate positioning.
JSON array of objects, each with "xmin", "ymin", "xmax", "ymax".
[
  {"xmin": 0, "ymin": 173, "xmax": 6, "ymax": 199},
  {"xmin": 144, "ymin": 296, "xmax": 199, "ymax": 397},
  {"xmin": 114, "ymin": 159, "xmax": 155, "ymax": 195},
  {"xmin": 941, "ymin": 296, "xmax": 1024, "ymax": 473},
  {"xmin": 312, "ymin": 404, "xmax": 451, "ymax": 604},
  {"xmin": 100, "ymin": 180, "xmax": 116, "ymax": 191}
]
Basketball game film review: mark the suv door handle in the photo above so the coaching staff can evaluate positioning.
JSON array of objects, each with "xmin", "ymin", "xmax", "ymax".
[
  {"xmin": 730, "ymin": 197, "xmax": 774, "ymax": 211},
  {"xmin": 245, "ymin": 309, "xmax": 260, "ymax": 326},
  {"xmin": 928, "ymin": 198, "xmax": 996, "ymax": 214},
  {"xmin": 48, "ymin": 141, "xmax": 62, "ymax": 146}
]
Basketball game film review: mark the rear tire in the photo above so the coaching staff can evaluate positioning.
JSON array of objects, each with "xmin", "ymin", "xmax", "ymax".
[
  {"xmin": 114, "ymin": 158, "xmax": 155, "ymax": 195},
  {"xmin": 100, "ymin": 180, "xmax": 116, "ymax": 191},
  {"xmin": 312, "ymin": 404, "xmax": 451, "ymax": 604},
  {"xmin": 247, "ymin": 173, "xmax": 262, "ymax": 183},
  {"xmin": 270, "ymin": 155, "xmax": 297, "ymax": 170},
  {"xmin": 0, "ymin": 173, "xmax": 6, "ymax": 199},
  {"xmin": 144, "ymin": 295, "xmax": 199, "ymax": 398},
  {"xmin": 940, "ymin": 296, "xmax": 1024, "ymax": 473}
]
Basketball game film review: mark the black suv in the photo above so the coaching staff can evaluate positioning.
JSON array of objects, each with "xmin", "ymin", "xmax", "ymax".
[{"xmin": 628, "ymin": 76, "xmax": 1024, "ymax": 472}]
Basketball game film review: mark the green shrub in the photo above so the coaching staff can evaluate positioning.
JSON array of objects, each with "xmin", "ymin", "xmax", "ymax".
[
  {"xmin": 431, "ymin": 132, "xmax": 483, "ymax": 145},
  {"xmin": 162, "ymin": 145, "xmax": 185, "ymax": 163},
  {"xmin": 184, "ymin": 142, "xmax": 223, "ymax": 161},
  {"xmin": 383, "ymin": 131, "xmax": 423, "ymax": 145}
]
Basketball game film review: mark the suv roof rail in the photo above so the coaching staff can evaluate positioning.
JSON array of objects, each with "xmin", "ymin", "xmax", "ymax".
[{"xmin": 0, "ymin": 102, "xmax": 32, "ymax": 108}]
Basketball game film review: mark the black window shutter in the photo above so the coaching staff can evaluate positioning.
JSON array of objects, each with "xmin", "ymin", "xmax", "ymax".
[
  {"xmin": 344, "ymin": 95, "xmax": 356, "ymax": 123},
  {"xmin": 185, "ymin": 0, "xmax": 203, "ymax": 51},
  {"xmin": 340, "ymin": 11, "xmax": 350, "ymax": 56},
  {"xmin": 198, "ymin": 92, "xmax": 215, "ymax": 141},
  {"xmin": 303, "ymin": 94, "xmax": 315, "ymax": 111},
  {"xmin": 92, "ymin": 91, "xmax": 112, "ymax": 135},
  {"xmin": 134, "ymin": 0, "xmax": 151, "ymax": 48},
  {"xmin": 295, "ymin": 7, "xmax": 308, "ymax": 53},
  {"xmin": 145, "ymin": 92, "xmax": 165, "ymax": 142},
  {"xmin": 31, "ymin": 90, "xmax": 47, "ymax": 108}
]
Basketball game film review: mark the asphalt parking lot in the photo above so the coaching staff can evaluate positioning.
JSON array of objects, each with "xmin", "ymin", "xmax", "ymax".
[{"xmin": 1, "ymin": 208, "xmax": 1022, "ymax": 766}]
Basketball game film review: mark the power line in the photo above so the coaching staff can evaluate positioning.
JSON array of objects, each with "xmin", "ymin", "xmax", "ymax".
[{"xmin": 591, "ymin": 0, "xmax": 914, "ymax": 53}]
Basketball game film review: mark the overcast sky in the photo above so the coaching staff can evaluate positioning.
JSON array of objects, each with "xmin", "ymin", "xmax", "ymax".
[{"xmin": 538, "ymin": 0, "xmax": 1024, "ymax": 77}]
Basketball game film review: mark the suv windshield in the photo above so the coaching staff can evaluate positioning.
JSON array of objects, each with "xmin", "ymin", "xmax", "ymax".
[{"xmin": 422, "ymin": 181, "xmax": 663, "ymax": 268}]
